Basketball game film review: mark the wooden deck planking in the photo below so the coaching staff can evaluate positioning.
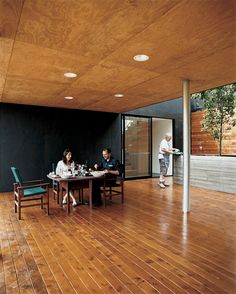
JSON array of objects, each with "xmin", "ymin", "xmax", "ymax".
[
  {"xmin": 75, "ymin": 205, "xmax": 219, "ymax": 294},
  {"xmin": 54, "ymin": 215, "xmax": 143, "ymax": 293},
  {"xmin": 0, "ymin": 178, "xmax": 235, "ymax": 293}
]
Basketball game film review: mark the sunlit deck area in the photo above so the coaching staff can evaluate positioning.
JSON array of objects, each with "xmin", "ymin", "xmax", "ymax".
[{"xmin": 0, "ymin": 179, "xmax": 235, "ymax": 293}]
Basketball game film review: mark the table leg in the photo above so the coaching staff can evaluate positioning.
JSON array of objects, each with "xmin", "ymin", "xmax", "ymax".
[
  {"xmin": 89, "ymin": 179, "xmax": 92, "ymax": 209},
  {"xmin": 66, "ymin": 182, "xmax": 70, "ymax": 214},
  {"xmin": 59, "ymin": 182, "xmax": 63, "ymax": 207}
]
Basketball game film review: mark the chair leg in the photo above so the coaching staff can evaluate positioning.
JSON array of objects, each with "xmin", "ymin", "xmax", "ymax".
[
  {"xmin": 41, "ymin": 196, "xmax": 43, "ymax": 209},
  {"xmin": 57, "ymin": 190, "xmax": 60, "ymax": 204},
  {"xmin": 121, "ymin": 182, "xmax": 124, "ymax": 203},
  {"xmin": 18, "ymin": 199, "xmax": 21, "ymax": 220},
  {"xmin": 109, "ymin": 186, "xmax": 112, "ymax": 201},
  {"xmin": 103, "ymin": 185, "xmax": 106, "ymax": 207},
  {"xmin": 52, "ymin": 181, "xmax": 54, "ymax": 200},
  {"xmin": 14, "ymin": 195, "xmax": 17, "ymax": 213},
  {"xmin": 47, "ymin": 191, "xmax": 49, "ymax": 215}
]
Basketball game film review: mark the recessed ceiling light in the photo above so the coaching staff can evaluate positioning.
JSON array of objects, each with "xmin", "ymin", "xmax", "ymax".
[
  {"xmin": 114, "ymin": 94, "xmax": 124, "ymax": 98},
  {"xmin": 64, "ymin": 96, "xmax": 74, "ymax": 100},
  {"xmin": 64, "ymin": 72, "xmax": 77, "ymax": 78},
  {"xmin": 133, "ymin": 54, "xmax": 149, "ymax": 62}
]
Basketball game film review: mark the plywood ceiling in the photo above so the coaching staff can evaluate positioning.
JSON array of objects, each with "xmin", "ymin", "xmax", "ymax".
[{"xmin": 0, "ymin": 0, "xmax": 235, "ymax": 113}]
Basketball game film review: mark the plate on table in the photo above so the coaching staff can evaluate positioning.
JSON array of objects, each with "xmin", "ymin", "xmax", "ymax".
[
  {"xmin": 60, "ymin": 174, "xmax": 73, "ymax": 179},
  {"xmin": 90, "ymin": 171, "xmax": 105, "ymax": 177},
  {"xmin": 48, "ymin": 173, "xmax": 58, "ymax": 178}
]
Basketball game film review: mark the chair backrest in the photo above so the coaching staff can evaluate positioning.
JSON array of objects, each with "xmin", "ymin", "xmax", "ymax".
[
  {"xmin": 11, "ymin": 167, "xmax": 23, "ymax": 184},
  {"xmin": 52, "ymin": 163, "xmax": 56, "ymax": 173},
  {"xmin": 118, "ymin": 163, "xmax": 125, "ymax": 178}
]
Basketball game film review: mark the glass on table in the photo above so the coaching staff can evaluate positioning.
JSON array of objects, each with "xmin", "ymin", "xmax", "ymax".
[{"xmin": 74, "ymin": 169, "xmax": 79, "ymax": 176}]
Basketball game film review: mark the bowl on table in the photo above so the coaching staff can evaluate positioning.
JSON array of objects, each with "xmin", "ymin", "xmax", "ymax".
[
  {"xmin": 90, "ymin": 171, "xmax": 105, "ymax": 177},
  {"xmin": 60, "ymin": 173, "xmax": 73, "ymax": 179}
]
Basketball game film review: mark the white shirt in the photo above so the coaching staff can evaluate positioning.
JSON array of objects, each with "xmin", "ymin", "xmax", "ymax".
[
  {"xmin": 56, "ymin": 160, "xmax": 75, "ymax": 176},
  {"xmin": 159, "ymin": 139, "xmax": 171, "ymax": 154},
  {"xmin": 158, "ymin": 139, "xmax": 171, "ymax": 159}
]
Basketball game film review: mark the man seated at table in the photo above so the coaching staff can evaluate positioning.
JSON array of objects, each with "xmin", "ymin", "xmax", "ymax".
[{"xmin": 92, "ymin": 148, "xmax": 122, "ymax": 206}]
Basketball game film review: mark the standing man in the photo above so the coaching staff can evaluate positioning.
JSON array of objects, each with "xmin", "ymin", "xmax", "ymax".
[{"xmin": 158, "ymin": 133, "xmax": 178, "ymax": 188}]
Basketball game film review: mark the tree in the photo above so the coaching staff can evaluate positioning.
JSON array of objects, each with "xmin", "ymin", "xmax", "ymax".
[{"xmin": 192, "ymin": 83, "xmax": 236, "ymax": 155}]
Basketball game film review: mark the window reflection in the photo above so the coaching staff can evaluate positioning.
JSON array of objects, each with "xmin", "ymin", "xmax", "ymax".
[{"xmin": 124, "ymin": 116, "xmax": 151, "ymax": 178}]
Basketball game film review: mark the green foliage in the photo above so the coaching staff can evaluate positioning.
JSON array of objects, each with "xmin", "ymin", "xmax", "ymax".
[{"xmin": 192, "ymin": 83, "xmax": 236, "ymax": 154}]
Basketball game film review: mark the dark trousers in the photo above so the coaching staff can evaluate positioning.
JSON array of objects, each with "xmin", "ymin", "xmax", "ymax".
[
  {"xmin": 92, "ymin": 179, "xmax": 103, "ymax": 205},
  {"xmin": 92, "ymin": 175, "xmax": 117, "ymax": 205}
]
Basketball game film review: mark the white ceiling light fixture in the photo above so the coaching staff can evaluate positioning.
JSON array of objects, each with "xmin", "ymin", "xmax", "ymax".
[
  {"xmin": 133, "ymin": 54, "xmax": 149, "ymax": 62},
  {"xmin": 64, "ymin": 96, "xmax": 74, "ymax": 100},
  {"xmin": 114, "ymin": 94, "xmax": 124, "ymax": 98},
  {"xmin": 64, "ymin": 72, "xmax": 77, "ymax": 78}
]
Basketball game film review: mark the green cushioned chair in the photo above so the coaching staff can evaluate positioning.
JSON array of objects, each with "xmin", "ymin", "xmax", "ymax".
[{"xmin": 11, "ymin": 167, "xmax": 50, "ymax": 220}]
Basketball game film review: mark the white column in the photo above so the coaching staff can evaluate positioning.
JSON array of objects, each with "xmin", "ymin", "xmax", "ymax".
[{"xmin": 182, "ymin": 80, "xmax": 190, "ymax": 212}]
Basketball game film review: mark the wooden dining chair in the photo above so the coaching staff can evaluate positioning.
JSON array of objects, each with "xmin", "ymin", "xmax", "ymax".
[
  {"xmin": 11, "ymin": 167, "xmax": 50, "ymax": 220},
  {"xmin": 102, "ymin": 164, "xmax": 124, "ymax": 207}
]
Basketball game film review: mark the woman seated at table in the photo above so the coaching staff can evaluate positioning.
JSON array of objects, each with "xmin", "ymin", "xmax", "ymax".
[{"xmin": 56, "ymin": 148, "xmax": 78, "ymax": 207}]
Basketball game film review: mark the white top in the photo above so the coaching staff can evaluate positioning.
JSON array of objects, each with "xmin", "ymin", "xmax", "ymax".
[
  {"xmin": 159, "ymin": 139, "xmax": 171, "ymax": 154},
  {"xmin": 56, "ymin": 160, "xmax": 75, "ymax": 176},
  {"xmin": 158, "ymin": 139, "xmax": 172, "ymax": 159}
]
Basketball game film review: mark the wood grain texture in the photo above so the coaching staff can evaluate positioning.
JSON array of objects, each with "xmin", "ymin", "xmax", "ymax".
[
  {"xmin": 0, "ymin": 0, "xmax": 235, "ymax": 112},
  {"xmin": 0, "ymin": 0, "xmax": 24, "ymax": 39},
  {"xmin": 191, "ymin": 111, "xmax": 236, "ymax": 155},
  {"xmin": 0, "ymin": 179, "xmax": 235, "ymax": 293},
  {"xmin": 0, "ymin": 38, "xmax": 14, "ymax": 100}
]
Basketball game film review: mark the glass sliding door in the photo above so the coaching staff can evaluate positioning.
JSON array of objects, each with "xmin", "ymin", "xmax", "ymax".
[{"xmin": 123, "ymin": 115, "xmax": 151, "ymax": 178}]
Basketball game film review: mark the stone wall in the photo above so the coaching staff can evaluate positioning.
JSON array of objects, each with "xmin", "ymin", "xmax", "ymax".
[{"xmin": 174, "ymin": 155, "xmax": 236, "ymax": 194}]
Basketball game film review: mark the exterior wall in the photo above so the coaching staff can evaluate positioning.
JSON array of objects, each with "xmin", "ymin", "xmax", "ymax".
[
  {"xmin": 191, "ymin": 111, "xmax": 218, "ymax": 154},
  {"xmin": 125, "ymin": 97, "xmax": 183, "ymax": 151},
  {"xmin": 174, "ymin": 155, "xmax": 236, "ymax": 194}
]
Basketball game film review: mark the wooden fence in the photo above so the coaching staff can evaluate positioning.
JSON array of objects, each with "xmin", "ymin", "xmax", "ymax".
[{"xmin": 191, "ymin": 111, "xmax": 236, "ymax": 155}]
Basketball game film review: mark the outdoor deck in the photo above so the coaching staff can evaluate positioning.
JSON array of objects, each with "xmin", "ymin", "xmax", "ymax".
[{"xmin": 0, "ymin": 179, "xmax": 235, "ymax": 293}]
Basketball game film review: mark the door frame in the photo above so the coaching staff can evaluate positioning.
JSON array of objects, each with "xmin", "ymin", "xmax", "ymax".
[{"xmin": 122, "ymin": 114, "xmax": 175, "ymax": 180}]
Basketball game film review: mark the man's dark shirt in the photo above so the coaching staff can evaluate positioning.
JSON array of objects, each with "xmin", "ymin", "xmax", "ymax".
[{"xmin": 98, "ymin": 157, "xmax": 122, "ymax": 175}]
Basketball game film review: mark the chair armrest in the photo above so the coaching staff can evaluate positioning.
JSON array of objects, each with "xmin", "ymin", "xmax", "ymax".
[
  {"xmin": 18, "ymin": 182, "xmax": 50, "ymax": 190},
  {"xmin": 105, "ymin": 176, "xmax": 124, "ymax": 182},
  {"xmin": 22, "ymin": 179, "xmax": 44, "ymax": 185}
]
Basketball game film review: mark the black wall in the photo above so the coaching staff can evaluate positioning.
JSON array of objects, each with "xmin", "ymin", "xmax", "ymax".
[
  {"xmin": 0, "ymin": 103, "xmax": 121, "ymax": 192},
  {"xmin": 125, "ymin": 98, "xmax": 183, "ymax": 150}
]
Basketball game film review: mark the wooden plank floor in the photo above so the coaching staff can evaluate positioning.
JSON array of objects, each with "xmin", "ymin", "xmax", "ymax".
[{"xmin": 0, "ymin": 179, "xmax": 235, "ymax": 293}]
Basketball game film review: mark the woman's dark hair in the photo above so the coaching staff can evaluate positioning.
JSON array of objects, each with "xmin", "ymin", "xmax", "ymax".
[{"xmin": 62, "ymin": 148, "xmax": 73, "ymax": 164}]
